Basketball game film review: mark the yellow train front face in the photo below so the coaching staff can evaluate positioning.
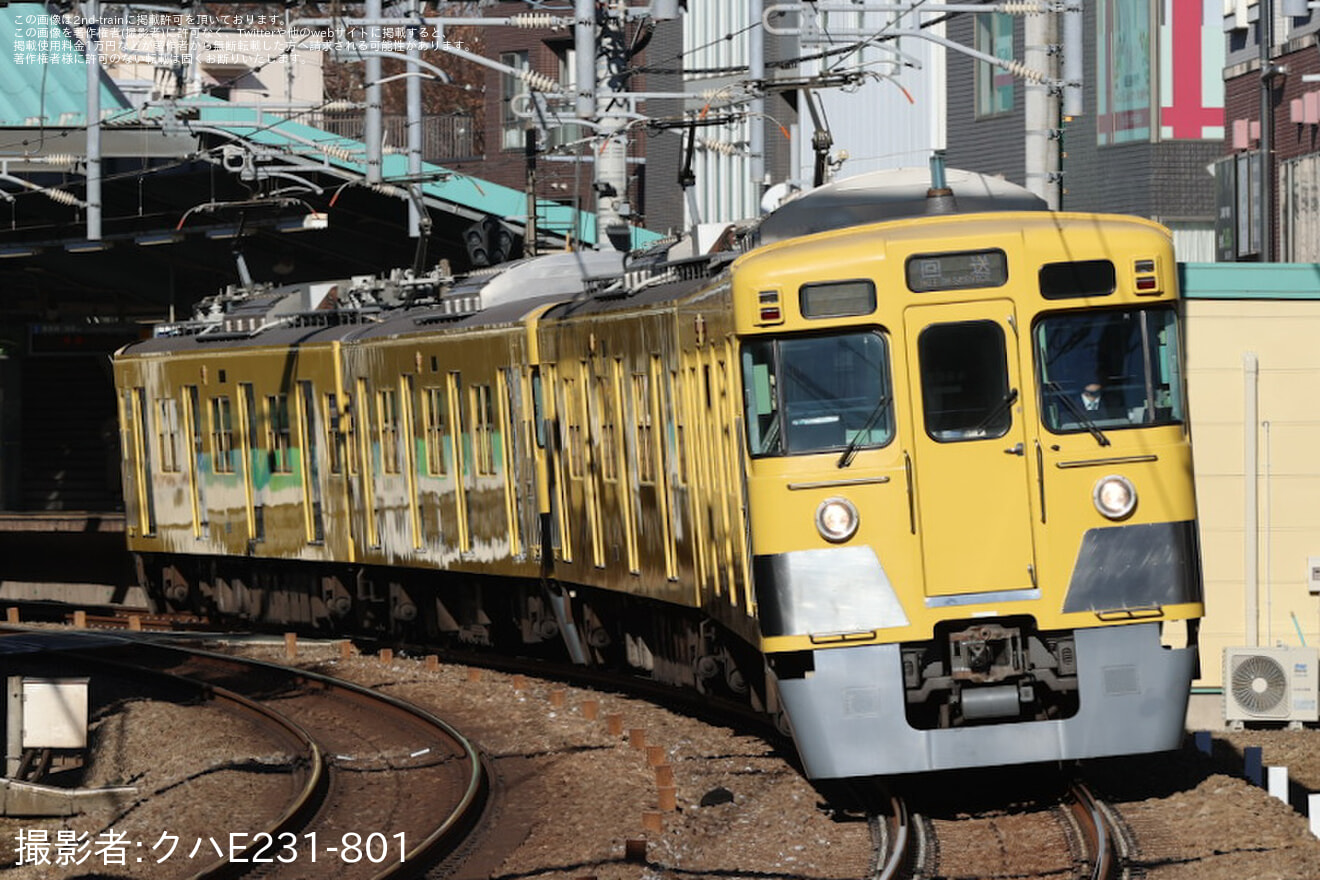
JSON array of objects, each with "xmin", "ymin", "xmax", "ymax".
[{"xmin": 734, "ymin": 212, "xmax": 1202, "ymax": 776}]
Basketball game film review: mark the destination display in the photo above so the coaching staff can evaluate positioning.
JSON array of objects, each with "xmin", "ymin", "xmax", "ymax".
[{"xmin": 905, "ymin": 249, "xmax": 1008, "ymax": 292}]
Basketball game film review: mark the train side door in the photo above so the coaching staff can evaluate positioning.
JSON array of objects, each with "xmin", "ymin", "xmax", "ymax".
[{"xmin": 903, "ymin": 301, "xmax": 1036, "ymax": 598}]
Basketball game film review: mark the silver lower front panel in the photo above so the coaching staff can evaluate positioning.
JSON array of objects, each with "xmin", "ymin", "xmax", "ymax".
[{"xmin": 777, "ymin": 622, "xmax": 1194, "ymax": 778}]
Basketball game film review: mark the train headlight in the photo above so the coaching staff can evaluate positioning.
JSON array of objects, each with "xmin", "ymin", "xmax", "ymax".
[
  {"xmin": 1092, "ymin": 475, "xmax": 1137, "ymax": 520},
  {"xmin": 816, "ymin": 497, "xmax": 859, "ymax": 543}
]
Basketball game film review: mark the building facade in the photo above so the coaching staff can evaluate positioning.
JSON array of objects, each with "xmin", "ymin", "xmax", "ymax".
[
  {"xmin": 945, "ymin": 1, "xmax": 1225, "ymax": 261},
  {"xmin": 1220, "ymin": 0, "xmax": 1320, "ymax": 262}
]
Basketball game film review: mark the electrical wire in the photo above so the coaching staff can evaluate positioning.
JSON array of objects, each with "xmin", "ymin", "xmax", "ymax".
[{"xmin": 632, "ymin": 5, "xmax": 964, "ymax": 79}]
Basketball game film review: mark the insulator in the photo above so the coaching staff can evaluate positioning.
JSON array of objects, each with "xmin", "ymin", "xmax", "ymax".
[
  {"xmin": 519, "ymin": 69, "xmax": 559, "ymax": 92},
  {"xmin": 370, "ymin": 182, "xmax": 409, "ymax": 199},
  {"xmin": 35, "ymin": 153, "xmax": 77, "ymax": 167},
  {"xmin": 45, "ymin": 189, "xmax": 80, "ymax": 206},
  {"xmin": 321, "ymin": 100, "xmax": 361, "ymax": 113},
  {"xmin": 1003, "ymin": 59, "xmax": 1047, "ymax": 83},
  {"xmin": 698, "ymin": 139, "xmax": 742, "ymax": 157},
  {"xmin": 508, "ymin": 13, "xmax": 564, "ymax": 29},
  {"xmin": 322, "ymin": 145, "xmax": 357, "ymax": 162},
  {"xmin": 999, "ymin": 2, "xmax": 1050, "ymax": 12}
]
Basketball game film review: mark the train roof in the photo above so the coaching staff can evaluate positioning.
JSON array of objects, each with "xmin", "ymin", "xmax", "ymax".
[
  {"xmin": 118, "ymin": 278, "xmax": 578, "ymax": 357},
  {"xmin": 115, "ymin": 167, "xmax": 1065, "ymax": 360},
  {"xmin": 117, "ymin": 246, "xmax": 636, "ymax": 356},
  {"xmin": 755, "ymin": 167, "xmax": 1048, "ymax": 245}
]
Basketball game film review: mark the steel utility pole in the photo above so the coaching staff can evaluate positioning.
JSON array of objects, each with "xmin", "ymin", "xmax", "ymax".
[
  {"xmin": 1259, "ymin": 0, "xmax": 1277, "ymax": 261},
  {"xmin": 365, "ymin": 0, "xmax": 383, "ymax": 184},
  {"xmin": 85, "ymin": 0, "xmax": 102, "ymax": 240},
  {"xmin": 1024, "ymin": 10, "xmax": 1060, "ymax": 208},
  {"xmin": 590, "ymin": 0, "xmax": 632, "ymax": 248},
  {"xmin": 406, "ymin": 0, "xmax": 424, "ymax": 237}
]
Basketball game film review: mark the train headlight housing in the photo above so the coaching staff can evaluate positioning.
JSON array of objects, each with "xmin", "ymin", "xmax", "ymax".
[
  {"xmin": 816, "ymin": 497, "xmax": 859, "ymax": 543},
  {"xmin": 1093, "ymin": 475, "xmax": 1137, "ymax": 520}
]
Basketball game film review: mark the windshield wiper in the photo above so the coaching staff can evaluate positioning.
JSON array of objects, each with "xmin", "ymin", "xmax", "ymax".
[
  {"xmin": 973, "ymin": 387, "xmax": 1020, "ymax": 433},
  {"xmin": 1047, "ymin": 381, "xmax": 1110, "ymax": 447},
  {"xmin": 837, "ymin": 395, "xmax": 891, "ymax": 468}
]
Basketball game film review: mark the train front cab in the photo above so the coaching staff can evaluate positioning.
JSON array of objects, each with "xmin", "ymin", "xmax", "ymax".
[{"xmin": 736, "ymin": 213, "xmax": 1203, "ymax": 778}]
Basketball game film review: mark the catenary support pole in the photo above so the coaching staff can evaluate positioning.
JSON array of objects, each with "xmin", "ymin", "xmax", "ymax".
[
  {"xmin": 365, "ymin": 0, "xmax": 383, "ymax": 184},
  {"xmin": 85, "ymin": 0, "xmax": 102, "ymax": 240}
]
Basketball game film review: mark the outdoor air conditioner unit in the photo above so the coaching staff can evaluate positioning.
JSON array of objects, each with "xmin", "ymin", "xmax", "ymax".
[{"xmin": 1224, "ymin": 646, "xmax": 1320, "ymax": 726}]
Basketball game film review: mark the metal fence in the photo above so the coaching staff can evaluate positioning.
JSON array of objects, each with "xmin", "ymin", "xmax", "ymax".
[{"xmin": 313, "ymin": 112, "xmax": 482, "ymax": 163}]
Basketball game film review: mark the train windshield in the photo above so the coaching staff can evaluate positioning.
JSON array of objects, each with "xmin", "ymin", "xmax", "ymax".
[
  {"xmin": 1034, "ymin": 306, "xmax": 1184, "ymax": 433},
  {"xmin": 741, "ymin": 331, "xmax": 893, "ymax": 457}
]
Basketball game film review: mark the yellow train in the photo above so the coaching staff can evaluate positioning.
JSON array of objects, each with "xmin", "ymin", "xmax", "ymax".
[{"xmin": 114, "ymin": 169, "xmax": 1203, "ymax": 777}]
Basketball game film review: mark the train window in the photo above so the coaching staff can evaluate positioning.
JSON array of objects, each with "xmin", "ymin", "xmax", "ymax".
[
  {"xmin": 185, "ymin": 386, "xmax": 209, "ymax": 537},
  {"xmin": 799, "ymin": 279, "xmax": 876, "ymax": 318},
  {"xmin": 298, "ymin": 381, "xmax": 325, "ymax": 544},
  {"xmin": 905, "ymin": 249, "xmax": 1008, "ymax": 292},
  {"xmin": 241, "ymin": 384, "xmax": 264, "ymax": 542},
  {"xmin": 596, "ymin": 373, "xmax": 618, "ymax": 482},
  {"xmin": 156, "ymin": 398, "xmax": 181, "ymax": 473},
  {"xmin": 741, "ymin": 331, "xmax": 893, "ymax": 457},
  {"xmin": 672, "ymin": 368, "xmax": 688, "ymax": 483},
  {"xmin": 378, "ymin": 389, "xmax": 400, "ymax": 474},
  {"xmin": 324, "ymin": 393, "xmax": 343, "ymax": 475},
  {"xmin": 1035, "ymin": 307, "xmax": 1184, "ymax": 433},
  {"xmin": 209, "ymin": 396, "xmax": 235, "ymax": 474},
  {"xmin": 1039, "ymin": 259, "xmax": 1116, "ymax": 299},
  {"xmin": 531, "ymin": 371, "xmax": 546, "ymax": 450},
  {"xmin": 565, "ymin": 375, "xmax": 584, "ymax": 479},
  {"xmin": 267, "ymin": 394, "xmax": 293, "ymax": 474},
  {"xmin": 633, "ymin": 371, "xmax": 655, "ymax": 484},
  {"xmin": 917, "ymin": 321, "xmax": 1012, "ymax": 442},
  {"xmin": 472, "ymin": 384, "xmax": 497, "ymax": 476},
  {"xmin": 125, "ymin": 388, "xmax": 156, "ymax": 536},
  {"xmin": 423, "ymin": 387, "xmax": 448, "ymax": 475},
  {"xmin": 345, "ymin": 393, "xmax": 360, "ymax": 476}
]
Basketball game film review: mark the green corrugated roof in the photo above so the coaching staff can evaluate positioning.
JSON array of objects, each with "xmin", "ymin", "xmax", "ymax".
[
  {"xmin": 1180, "ymin": 263, "xmax": 1320, "ymax": 300},
  {"xmin": 0, "ymin": 7, "xmax": 131, "ymax": 126},
  {"xmin": 191, "ymin": 99, "xmax": 661, "ymax": 248},
  {"xmin": 0, "ymin": 5, "xmax": 657, "ymax": 248}
]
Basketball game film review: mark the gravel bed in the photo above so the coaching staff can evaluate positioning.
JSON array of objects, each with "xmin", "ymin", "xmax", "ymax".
[
  {"xmin": 5, "ymin": 637, "xmax": 1320, "ymax": 879},
  {"xmin": 276, "ymin": 643, "xmax": 875, "ymax": 879},
  {"xmin": 1, "ymin": 698, "xmax": 297, "ymax": 878}
]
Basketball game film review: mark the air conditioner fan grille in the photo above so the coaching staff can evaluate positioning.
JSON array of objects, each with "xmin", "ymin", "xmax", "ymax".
[{"xmin": 1231, "ymin": 654, "xmax": 1288, "ymax": 715}]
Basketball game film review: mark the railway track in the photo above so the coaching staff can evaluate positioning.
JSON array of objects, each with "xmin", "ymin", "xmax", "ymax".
[
  {"xmin": 872, "ymin": 778, "xmax": 1130, "ymax": 880},
  {"xmin": 0, "ymin": 612, "xmax": 1155, "ymax": 880},
  {"xmin": 10, "ymin": 634, "xmax": 488, "ymax": 879}
]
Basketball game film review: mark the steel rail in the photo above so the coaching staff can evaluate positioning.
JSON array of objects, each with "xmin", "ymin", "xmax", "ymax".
[
  {"xmin": 14, "ymin": 630, "xmax": 489, "ymax": 880},
  {"xmin": 132, "ymin": 642, "xmax": 489, "ymax": 880},
  {"xmin": 873, "ymin": 793, "xmax": 914, "ymax": 880},
  {"xmin": 1068, "ymin": 781, "xmax": 1121, "ymax": 880},
  {"xmin": 33, "ymin": 647, "xmax": 326, "ymax": 880}
]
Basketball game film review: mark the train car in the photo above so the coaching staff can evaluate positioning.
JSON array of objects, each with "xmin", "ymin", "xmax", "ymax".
[{"xmin": 114, "ymin": 168, "xmax": 1202, "ymax": 778}]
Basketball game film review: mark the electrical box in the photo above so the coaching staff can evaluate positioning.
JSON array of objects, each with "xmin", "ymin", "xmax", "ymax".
[
  {"xmin": 1309, "ymin": 557, "xmax": 1320, "ymax": 595},
  {"xmin": 18, "ymin": 678, "xmax": 89, "ymax": 749}
]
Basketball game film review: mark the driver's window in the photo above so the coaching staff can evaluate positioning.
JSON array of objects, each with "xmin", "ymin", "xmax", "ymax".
[{"xmin": 917, "ymin": 320, "xmax": 1012, "ymax": 442}]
